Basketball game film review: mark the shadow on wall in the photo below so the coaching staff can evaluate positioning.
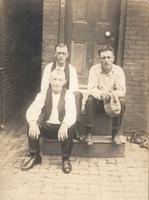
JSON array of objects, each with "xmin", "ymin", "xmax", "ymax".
[{"xmin": 0, "ymin": 0, "xmax": 43, "ymax": 122}]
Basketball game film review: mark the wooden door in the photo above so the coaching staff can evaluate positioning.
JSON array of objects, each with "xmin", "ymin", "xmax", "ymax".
[{"xmin": 64, "ymin": 0, "xmax": 121, "ymax": 85}]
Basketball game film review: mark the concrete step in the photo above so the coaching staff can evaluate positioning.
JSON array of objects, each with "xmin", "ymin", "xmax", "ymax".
[
  {"xmin": 79, "ymin": 113, "xmax": 112, "ymax": 136},
  {"xmin": 41, "ymin": 88, "xmax": 124, "ymax": 158},
  {"xmin": 41, "ymin": 135, "xmax": 125, "ymax": 158}
]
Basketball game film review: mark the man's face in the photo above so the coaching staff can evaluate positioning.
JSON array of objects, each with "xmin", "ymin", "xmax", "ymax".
[
  {"xmin": 50, "ymin": 72, "xmax": 66, "ymax": 94},
  {"xmin": 55, "ymin": 46, "xmax": 69, "ymax": 65},
  {"xmin": 99, "ymin": 50, "xmax": 115, "ymax": 73}
]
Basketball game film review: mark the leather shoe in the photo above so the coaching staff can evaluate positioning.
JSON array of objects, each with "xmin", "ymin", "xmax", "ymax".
[
  {"xmin": 74, "ymin": 135, "xmax": 85, "ymax": 142},
  {"xmin": 84, "ymin": 133, "xmax": 93, "ymax": 145},
  {"xmin": 62, "ymin": 159, "xmax": 72, "ymax": 174},
  {"xmin": 21, "ymin": 153, "xmax": 42, "ymax": 171}
]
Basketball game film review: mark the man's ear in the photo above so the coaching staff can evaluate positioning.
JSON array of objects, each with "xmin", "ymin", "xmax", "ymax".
[
  {"xmin": 62, "ymin": 79, "xmax": 66, "ymax": 86},
  {"xmin": 49, "ymin": 74, "xmax": 52, "ymax": 84},
  {"xmin": 98, "ymin": 55, "xmax": 101, "ymax": 62},
  {"xmin": 66, "ymin": 52, "xmax": 69, "ymax": 59}
]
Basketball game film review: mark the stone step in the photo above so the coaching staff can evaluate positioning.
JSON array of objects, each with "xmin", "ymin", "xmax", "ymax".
[
  {"xmin": 41, "ymin": 135, "xmax": 125, "ymax": 158},
  {"xmin": 79, "ymin": 113, "xmax": 112, "ymax": 136}
]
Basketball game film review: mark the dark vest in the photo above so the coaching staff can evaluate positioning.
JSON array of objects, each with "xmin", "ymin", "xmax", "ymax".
[
  {"xmin": 51, "ymin": 61, "xmax": 70, "ymax": 89},
  {"xmin": 39, "ymin": 87, "xmax": 67, "ymax": 123}
]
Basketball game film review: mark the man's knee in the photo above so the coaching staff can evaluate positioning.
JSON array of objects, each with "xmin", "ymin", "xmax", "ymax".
[
  {"xmin": 119, "ymin": 97, "xmax": 126, "ymax": 111},
  {"xmin": 68, "ymin": 124, "xmax": 75, "ymax": 136},
  {"xmin": 73, "ymin": 91, "xmax": 83, "ymax": 102},
  {"xmin": 37, "ymin": 118, "xmax": 44, "ymax": 129},
  {"xmin": 86, "ymin": 95, "xmax": 95, "ymax": 105}
]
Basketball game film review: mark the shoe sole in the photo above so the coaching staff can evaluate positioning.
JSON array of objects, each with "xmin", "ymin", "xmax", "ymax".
[{"xmin": 21, "ymin": 159, "xmax": 42, "ymax": 171}]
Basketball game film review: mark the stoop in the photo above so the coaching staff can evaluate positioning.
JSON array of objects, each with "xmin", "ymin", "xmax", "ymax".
[
  {"xmin": 41, "ymin": 114, "xmax": 125, "ymax": 158},
  {"xmin": 42, "ymin": 136, "xmax": 125, "ymax": 158},
  {"xmin": 41, "ymin": 88, "xmax": 125, "ymax": 158}
]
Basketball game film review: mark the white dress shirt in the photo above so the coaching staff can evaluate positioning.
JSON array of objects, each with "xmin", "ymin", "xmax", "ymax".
[
  {"xmin": 26, "ymin": 90, "xmax": 76, "ymax": 128},
  {"xmin": 41, "ymin": 62, "xmax": 78, "ymax": 93},
  {"xmin": 26, "ymin": 62, "xmax": 78, "ymax": 125},
  {"xmin": 47, "ymin": 93, "xmax": 61, "ymax": 124},
  {"xmin": 88, "ymin": 64, "xmax": 126, "ymax": 99}
]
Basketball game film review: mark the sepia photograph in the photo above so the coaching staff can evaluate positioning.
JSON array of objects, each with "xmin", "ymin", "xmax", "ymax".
[{"xmin": 0, "ymin": 0, "xmax": 148, "ymax": 200}]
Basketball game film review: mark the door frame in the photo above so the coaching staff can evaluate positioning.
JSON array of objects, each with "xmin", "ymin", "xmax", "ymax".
[{"xmin": 58, "ymin": 0, "xmax": 127, "ymax": 67}]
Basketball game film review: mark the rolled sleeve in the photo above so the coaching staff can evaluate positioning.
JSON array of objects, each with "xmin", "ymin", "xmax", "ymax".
[
  {"xmin": 26, "ymin": 91, "xmax": 46, "ymax": 123},
  {"xmin": 26, "ymin": 63, "xmax": 52, "ymax": 123}
]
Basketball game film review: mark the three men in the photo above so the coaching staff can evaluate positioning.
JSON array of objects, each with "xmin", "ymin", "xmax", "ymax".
[
  {"xmin": 22, "ymin": 44, "xmax": 126, "ymax": 173},
  {"xmin": 21, "ymin": 69, "xmax": 76, "ymax": 174},
  {"xmin": 84, "ymin": 46, "xmax": 126, "ymax": 145}
]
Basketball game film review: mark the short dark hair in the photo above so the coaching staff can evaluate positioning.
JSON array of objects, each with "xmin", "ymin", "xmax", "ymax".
[
  {"xmin": 98, "ymin": 45, "xmax": 114, "ymax": 56},
  {"xmin": 55, "ymin": 42, "xmax": 69, "ymax": 52}
]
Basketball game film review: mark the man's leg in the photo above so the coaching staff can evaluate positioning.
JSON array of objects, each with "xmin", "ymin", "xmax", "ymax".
[
  {"xmin": 73, "ymin": 91, "xmax": 83, "ymax": 140},
  {"xmin": 42, "ymin": 123, "xmax": 75, "ymax": 174},
  {"xmin": 61, "ymin": 125, "xmax": 75, "ymax": 174},
  {"xmin": 21, "ymin": 120, "xmax": 45, "ymax": 171},
  {"xmin": 84, "ymin": 95, "xmax": 104, "ymax": 145},
  {"xmin": 39, "ymin": 122, "xmax": 75, "ymax": 174},
  {"xmin": 112, "ymin": 97, "xmax": 126, "ymax": 144},
  {"xmin": 21, "ymin": 118, "xmax": 59, "ymax": 171}
]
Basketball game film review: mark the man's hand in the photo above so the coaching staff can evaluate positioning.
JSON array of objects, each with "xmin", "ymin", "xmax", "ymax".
[
  {"xmin": 28, "ymin": 122, "xmax": 40, "ymax": 139},
  {"xmin": 58, "ymin": 122, "xmax": 68, "ymax": 141},
  {"xmin": 101, "ymin": 92, "xmax": 111, "ymax": 103}
]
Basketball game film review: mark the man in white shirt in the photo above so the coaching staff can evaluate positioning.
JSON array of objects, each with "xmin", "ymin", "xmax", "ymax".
[
  {"xmin": 84, "ymin": 45, "xmax": 126, "ymax": 145},
  {"xmin": 27, "ymin": 42, "xmax": 83, "ymax": 140},
  {"xmin": 21, "ymin": 69, "xmax": 76, "ymax": 174}
]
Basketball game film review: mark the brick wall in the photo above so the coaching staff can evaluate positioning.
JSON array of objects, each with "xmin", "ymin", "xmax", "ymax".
[
  {"xmin": 0, "ymin": 0, "xmax": 18, "ymax": 122},
  {"xmin": 41, "ymin": 0, "xmax": 149, "ymax": 133},
  {"xmin": 42, "ymin": 0, "xmax": 59, "ymax": 71},
  {"xmin": 123, "ymin": 0, "xmax": 149, "ymax": 133},
  {"xmin": 0, "ymin": 0, "xmax": 43, "ymax": 122}
]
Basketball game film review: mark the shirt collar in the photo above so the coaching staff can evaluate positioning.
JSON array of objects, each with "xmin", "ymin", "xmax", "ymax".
[
  {"xmin": 56, "ymin": 65, "xmax": 65, "ymax": 71},
  {"xmin": 55, "ymin": 62, "xmax": 66, "ymax": 71},
  {"xmin": 99, "ymin": 64, "xmax": 114, "ymax": 76}
]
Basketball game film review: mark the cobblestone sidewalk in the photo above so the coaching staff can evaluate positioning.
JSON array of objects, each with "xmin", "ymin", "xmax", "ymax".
[{"xmin": 0, "ymin": 123, "xmax": 148, "ymax": 200}]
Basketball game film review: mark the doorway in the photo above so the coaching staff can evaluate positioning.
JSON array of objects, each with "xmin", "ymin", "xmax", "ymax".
[
  {"xmin": 0, "ymin": 0, "xmax": 43, "ymax": 122},
  {"xmin": 10, "ymin": 0, "xmax": 44, "ymax": 110},
  {"xmin": 64, "ymin": 0, "xmax": 121, "ymax": 85}
]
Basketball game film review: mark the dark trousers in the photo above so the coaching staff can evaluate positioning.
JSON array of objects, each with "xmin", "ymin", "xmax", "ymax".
[
  {"xmin": 85, "ymin": 95, "xmax": 126, "ymax": 137},
  {"xmin": 28, "ymin": 119, "xmax": 75, "ymax": 159}
]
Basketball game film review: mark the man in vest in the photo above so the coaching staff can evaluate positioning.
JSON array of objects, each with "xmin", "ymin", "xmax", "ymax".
[
  {"xmin": 27, "ymin": 42, "xmax": 83, "ymax": 140},
  {"xmin": 21, "ymin": 69, "xmax": 76, "ymax": 174},
  {"xmin": 84, "ymin": 45, "xmax": 126, "ymax": 145}
]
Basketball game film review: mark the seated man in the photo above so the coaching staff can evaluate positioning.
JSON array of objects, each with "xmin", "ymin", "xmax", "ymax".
[
  {"xmin": 31, "ymin": 42, "xmax": 83, "ymax": 140},
  {"xmin": 21, "ymin": 69, "xmax": 76, "ymax": 174},
  {"xmin": 84, "ymin": 45, "xmax": 126, "ymax": 145}
]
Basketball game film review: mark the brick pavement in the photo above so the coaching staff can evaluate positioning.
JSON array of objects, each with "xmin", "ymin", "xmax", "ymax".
[{"xmin": 0, "ymin": 123, "xmax": 148, "ymax": 200}]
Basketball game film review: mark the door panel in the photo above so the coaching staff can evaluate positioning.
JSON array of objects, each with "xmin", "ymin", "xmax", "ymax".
[
  {"xmin": 65, "ymin": 0, "xmax": 120, "ymax": 85},
  {"xmin": 71, "ymin": 41, "xmax": 87, "ymax": 84}
]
